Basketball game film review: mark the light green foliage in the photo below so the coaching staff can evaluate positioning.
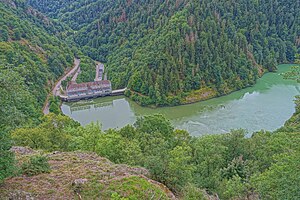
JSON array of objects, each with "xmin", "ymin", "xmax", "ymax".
[
  {"xmin": 11, "ymin": 127, "xmax": 51, "ymax": 150},
  {"xmin": 220, "ymin": 157, "xmax": 251, "ymax": 199},
  {"xmin": 137, "ymin": 131, "xmax": 170, "ymax": 181},
  {"xmin": 104, "ymin": 176, "xmax": 169, "ymax": 200},
  {"xmin": 49, "ymin": 96, "xmax": 61, "ymax": 115},
  {"xmin": 111, "ymin": 193, "xmax": 128, "ymax": 200},
  {"xmin": 92, "ymin": 128, "xmax": 143, "ymax": 165},
  {"xmin": 252, "ymin": 152, "xmax": 300, "ymax": 200},
  {"xmin": 75, "ymin": 57, "xmax": 96, "ymax": 83},
  {"xmin": 21, "ymin": 155, "xmax": 50, "ymax": 176},
  {"xmin": 11, "ymin": 113, "xmax": 80, "ymax": 151},
  {"xmin": 135, "ymin": 114, "xmax": 174, "ymax": 138},
  {"xmin": 0, "ymin": 132, "xmax": 15, "ymax": 183},
  {"xmin": 77, "ymin": 122, "xmax": 102, "ymax": 152},
  {"xmin": 222, "ymin": 130, "xmax": 249, "ymax": 163},
  {"xmin": 166, "ymin": 144, "xmax": 195, "ymax": 191},
  {"xmin": 192, "ymin": 134, "xmax": 227, "ymax": 190},
  {"xmin": 221, "ymin": 157, "xmax": 249, "ymax": 181},
  {"xmin": 221, "ymin": 175, "xmax": 249, "ymax": 200},
  {"xmin": 283, "ymin": 66, "xmax": 300, "ymax": 82},
  {"xmin": 96, "ymin": 134, "xmax": 143, "ymax": 166},
  {"xmin": 8, "ymin": 109, "xmax": 300, "ymax": 198},
  {"xmin": 249, "ymin": 131, "xmax": 300, "ymax": 172},
  {"xmin": 182, "ymin": 184, "xmax": 208, "ymax": 200}
]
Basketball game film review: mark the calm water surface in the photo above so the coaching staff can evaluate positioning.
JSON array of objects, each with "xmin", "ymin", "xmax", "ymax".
[{"xmin": 61, "ymin": 64, "xmax": 300, "ymax": 136}]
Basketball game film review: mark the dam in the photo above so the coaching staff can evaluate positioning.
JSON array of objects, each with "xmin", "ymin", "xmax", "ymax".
[{"xmin": 59, "ymin": 62, "xmax": 126, "ymax": 102}]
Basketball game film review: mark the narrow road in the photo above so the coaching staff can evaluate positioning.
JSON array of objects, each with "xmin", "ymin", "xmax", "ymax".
[
  {"xmin": 71, "ymin": 67, "xmax": 80, "ymax": 83},
  {"xmin": 53, "ymin": 58, "xmax": 80, "ymax": 96},
  {"xmin": 43, "ymin": 58, "xmax": 80, "ymax": 115},
  {"xmin": 95, "ymin": 62, "xmax": 104, "ymax": 81}
]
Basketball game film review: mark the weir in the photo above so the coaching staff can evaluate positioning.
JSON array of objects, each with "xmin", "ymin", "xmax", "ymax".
[{"xmin": 111, "ymin": 88, "xmax": 127, "ymax": 96}]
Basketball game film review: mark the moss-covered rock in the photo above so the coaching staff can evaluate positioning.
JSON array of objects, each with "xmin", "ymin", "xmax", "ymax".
[{"xmin": 0, "ymin": 148, "xmax": 176, "ymax": 199}]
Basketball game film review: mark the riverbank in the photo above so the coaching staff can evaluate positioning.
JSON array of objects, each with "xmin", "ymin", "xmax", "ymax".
[
  {"xmin": 125, "ymin": 81, "xmax": 258, "ymax": 108},
  {"xmin": 62, "ymin": 64, "xmax": 300, "ymax": 134},
  {"xmin": 42, "ymin": 58, "xmax": 80, "ymax": 115},
  {"xmin": 123, "ymin": 65, "xmax": 268, "ymax": 108}
]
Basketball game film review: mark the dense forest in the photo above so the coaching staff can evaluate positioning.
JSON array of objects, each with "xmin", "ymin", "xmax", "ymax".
[
  {"xmin": 3, "ymin": 97, "xmax": 300, "ymax": 199},
  {"xmin": 0, "ymin": 0, "xmax": 97, "ymax": 183},
  {"xmin": 28, "ymin": 0, "xmax": 300, "ymax": 106},
  {"xmin": 0, "ymin": 0, "xmax": 75, "ymax": 182},
  {"xmin": 1, "ymin": 0, "xmax": 300, "ymax": 199},
  {"xmin": 0, "ymin": 0, "xmax": 98, "ymax": 130},
  {"xmin": 0, "ymin": 0, "xmax": 74, "ymax": 132}
]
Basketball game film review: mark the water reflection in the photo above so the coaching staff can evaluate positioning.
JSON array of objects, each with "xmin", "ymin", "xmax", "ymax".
[
  {"xmin": 61, "ymin": 97, "xmax": 136, "ymax": 130},
  {"xmin": 62, "ymin": 65, "xmax": 299, "ymax": 136}
]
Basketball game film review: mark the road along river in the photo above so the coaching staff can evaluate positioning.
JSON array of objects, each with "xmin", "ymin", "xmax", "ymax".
[
  {"xmin": 43, "ymin": 58, "xmax": 80, "ymax": 114},
  {"xmin": 61, "ymin": 64, "xmax": 300, "ymax": 136}
]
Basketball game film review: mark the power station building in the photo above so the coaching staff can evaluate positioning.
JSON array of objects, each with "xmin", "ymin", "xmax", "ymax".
[{"xmin": 62, "ymin": 80, "xmax": 112, "ymax": 101}]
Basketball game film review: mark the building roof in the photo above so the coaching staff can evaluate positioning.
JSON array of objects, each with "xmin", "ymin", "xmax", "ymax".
[
  {"xmin": 67, "ymin": 83, "xmax": 88, "ymax": 91},
  {"xmin": 67, "ymin": 80, "xmax": 111, "ymax": 92}
]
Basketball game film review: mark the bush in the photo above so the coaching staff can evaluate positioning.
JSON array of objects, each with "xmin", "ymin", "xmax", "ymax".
[
  {"xmin": 182, "ymin": 184, "xmax": 208, "ymax": 200},
  {"xmin": 21, "ymin": 155, "xmax": 50, "ymax": 176},
  {"xmin": 0, "ymin": 132, "xmax": 15, "ymax": 183},
  {"xmin": 49, "ymin": 96, "xmax": 61, "ymax": 114}
]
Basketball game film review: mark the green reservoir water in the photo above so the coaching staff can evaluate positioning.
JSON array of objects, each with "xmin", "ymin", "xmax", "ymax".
[{"xmin": 61, "ymin": 64, "xmax": 300, "ymax": 136}]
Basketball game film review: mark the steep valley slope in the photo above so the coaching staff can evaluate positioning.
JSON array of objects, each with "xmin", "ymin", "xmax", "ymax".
[{"xmin": 27, "ymin": 0, "xmax": 300, "ymax": 106}]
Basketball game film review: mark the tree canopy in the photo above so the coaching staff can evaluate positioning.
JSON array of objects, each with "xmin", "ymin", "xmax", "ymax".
[{"xmin": 28, "ymin": 0, "xmax": 300, "ymax": 106}]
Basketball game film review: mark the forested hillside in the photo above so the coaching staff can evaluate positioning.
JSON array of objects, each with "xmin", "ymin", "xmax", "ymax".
[
  {"xmin": 28, "ymin": 0, "xmax": 300, "ymax": 106},
  {"xmin": 1, "ymin": 0, "xmax": 300, "ymax": 199},
  {"xmin": 0, "ymin": 0, "xmax": 75, "ymax": 132},
  {"xmin": 5, "ymin": 98, "xmax": 300, "ymax": 199},
  {"xmin": 0, "ymin": 0, "xmax": 77, "ymax": 182}
]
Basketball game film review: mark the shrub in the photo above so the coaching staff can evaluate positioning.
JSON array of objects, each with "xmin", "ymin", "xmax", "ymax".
[
  {"xmin": 21, "ymin": 155, "xmax": 50, "ymax": 176},
  {"xmin": 0, "ymin": 132, "xmax": 16, "ymax": 183},
  {"xmin": 182, "ymin": 184, "xmax": 208, "ymax": 200}
]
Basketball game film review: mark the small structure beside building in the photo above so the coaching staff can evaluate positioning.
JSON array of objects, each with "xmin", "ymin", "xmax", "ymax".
[{"xmin": 95, "ymin": 63, "xmax": 104, "ymax": 81}]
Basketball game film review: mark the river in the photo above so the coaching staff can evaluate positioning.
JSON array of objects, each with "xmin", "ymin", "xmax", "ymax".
[{"xmin": 61, "ymin": 64, "xmax": 300, "ymax": 136}]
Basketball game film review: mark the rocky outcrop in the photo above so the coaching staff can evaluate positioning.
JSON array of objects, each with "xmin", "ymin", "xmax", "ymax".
[{"xmin": 1, "ymin": 148, "xmax": 176, "ymax": 200}]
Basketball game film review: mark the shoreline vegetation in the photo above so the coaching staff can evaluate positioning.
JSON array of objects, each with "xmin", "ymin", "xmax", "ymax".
[
  {"xmin": 3, "ymin": 98, "xmax": 300, "ymax": 199},
  {"xmin": 42, "ymin": 58, "xmax": 80, "ymax": 115},
  {"xmin": 48, "ymin": 62, "xmax": 262, "ymax": 111},
  {"xmin": 125, "ymin": 67, "xmax": 269, "ymax": 108},
  {"xmin": 57, "ymin": 63, "xmax": 295, "ymax": 110},
  {"xmin": 29, "ymin": 0, "xmax": 300, "ymax": 110},
  {"xmin": 1, "ymin": 0, "xmax": 300, "ymax": 199}
]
